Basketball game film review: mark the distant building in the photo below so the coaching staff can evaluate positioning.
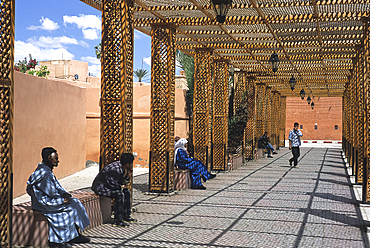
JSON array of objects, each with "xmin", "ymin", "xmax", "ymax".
[
  {"xmin": 285, "ymin": 97, "xmax": 342, "ymax": 140},
  {"xmin": 39, "ymin": 60, "xmax": 89, "ymax": 82}
]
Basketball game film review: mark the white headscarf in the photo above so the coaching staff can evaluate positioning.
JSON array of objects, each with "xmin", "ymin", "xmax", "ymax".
[{"xmin": 174, "ymin": 138, "xmax": 188, "ymax": 166}]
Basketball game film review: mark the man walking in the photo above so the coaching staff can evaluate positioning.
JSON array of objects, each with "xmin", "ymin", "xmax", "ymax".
[{"xmin": 289, "ymin": 122, "xmax": 303, "ymax": 167}]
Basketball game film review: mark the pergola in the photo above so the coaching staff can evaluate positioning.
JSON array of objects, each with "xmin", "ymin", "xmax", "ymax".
[{"xmin": 0, "ymin": 0, "xmax": 369, "ymax": 246}]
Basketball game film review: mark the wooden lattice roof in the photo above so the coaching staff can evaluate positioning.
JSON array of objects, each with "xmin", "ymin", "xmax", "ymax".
[{"xmin": 81, "ymin": 0, "xmax": 370, "ymax": 97}]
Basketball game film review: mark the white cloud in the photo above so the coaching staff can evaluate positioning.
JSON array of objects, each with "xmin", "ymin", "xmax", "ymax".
[
  {"xmin": 88, "ymin": 64, "xmax": 101, "ymax": 77},
  {"xmin": 27, "ymin": 36, "xmax": 88, "ymax": 49},
  {"xmin": 63, "ymin": 15, "xmax": 101, "ymax": 40},
  {"xmin": 82, "ymin": 28, "xmax": 99, "ymax": 40},
  {"xmin": 27, "ymin": 17, "xmax": 59, "ymax": 31},
  {"xmin": 15, "ymin": 40, "xmax": 74, "ymax": 62},
  {"xmin": 143, "ymin": 57, "xmax": 151, "ymax": 67},
  {"xmin": 81, "ymin": 56, "xmax": 100, "ymax": 65}
]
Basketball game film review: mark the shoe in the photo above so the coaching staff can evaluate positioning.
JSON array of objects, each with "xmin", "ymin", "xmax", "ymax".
[
  {"xmin": 267, "ymin": 155, "xmax": 273, "ymax": 158},
  {"xmin": 123, "ymin": 216, "xmax": 137, "ymax": 222},
  {"xmin": 289, "ymin": 159, "xmax": 292, "ymax": 166},
  {"xmin": 49, "ymin": 242, "xmax": 72, "ymax": 248},
  {"xmin": 191, "ymin": 185, "xmax": 206, "ymax": 190},
  {"xmin": 68, "ymin": 234, "xmax": 91, "ymax": 244},
  {"xmin": 273, "ymin": 152, "xmax": 278, "ymax": 154},
  {"xmin": 112, "ymin": 221, "xmax": 130, "ymax": 227},
  {"xmin": 209, "ymin": 174, "xmax": 216, "ymax": 179}
]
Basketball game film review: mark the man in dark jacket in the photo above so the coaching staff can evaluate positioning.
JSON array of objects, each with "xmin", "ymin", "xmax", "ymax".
[
  {"xmin": 257, "ymin": 132, "xmax": 278, "ymax": 158},
  {"xmin": 92, "ymin": 153, "xmax": 136, "ymax": 227}
]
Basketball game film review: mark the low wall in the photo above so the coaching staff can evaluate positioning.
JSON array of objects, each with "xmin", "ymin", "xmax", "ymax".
[{"xmin": 13, "ymin": 72, "xmax": 86, "ymax": 197}]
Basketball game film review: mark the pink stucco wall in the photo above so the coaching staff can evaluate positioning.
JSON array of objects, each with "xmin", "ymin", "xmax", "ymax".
[
  {"xmin": 13, "ymin": 72, "xmax": 86, "ymax": 197},
  {"xmin": 131, "ymin": 83, "xmax": 189, "ymax": 167}
]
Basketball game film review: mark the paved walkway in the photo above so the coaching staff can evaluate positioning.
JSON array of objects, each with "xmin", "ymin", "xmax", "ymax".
[{"xmin": 71, "ymin": 147, "xmax": 370, "ymax": 248}]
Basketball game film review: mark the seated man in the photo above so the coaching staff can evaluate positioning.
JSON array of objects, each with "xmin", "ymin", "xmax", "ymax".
[
  {"xmin": 92, "ymin": 153, "xmax": 136, "ymax": 227},
  {"xmin": 174, "ymin": 138, "xmax": 216, "ymax": 190},
  {"xmin": 27, "ymin": 147, "xmax": 91, "ymax": 248},
  {"xmin": 257, "ymin": 132, "xmax": 278, "ymax": 158}
]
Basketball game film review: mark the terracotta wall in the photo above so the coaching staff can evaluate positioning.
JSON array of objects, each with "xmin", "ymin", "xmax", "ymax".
[
  {"xmin": 285, "ymin": 97, "xmax": 342, "ymax": 140},
  {"xmin": 132, "ymin": 83, "xmax": 189, "ymax": 167},
  {"xmin": 13, "ymin": 72, "xmax": 86, "ymax": 197}
]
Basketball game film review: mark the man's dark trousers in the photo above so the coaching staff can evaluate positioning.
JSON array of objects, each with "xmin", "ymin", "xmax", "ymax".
[
  {"xmin": 111, "ymin": 188, "xmax": 131, "ymax": 221},
  {"xmin": 289, "ymin": 147, "xmax": 300, "ymax": 166}
]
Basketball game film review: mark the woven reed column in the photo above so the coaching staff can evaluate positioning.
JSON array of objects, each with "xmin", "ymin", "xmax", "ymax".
[
  {"xmin": 275, "ymin": 92, "xmax": 281, "ymax": 148},
  {"xmin": 349, "ymin": 68, "xmax": 355, "ymax": 173},
  {"xmin": 100, "ymin": 0, "xmax": 134, "ymax": 199},
  {"xmin": 271, "ymin": 90, "xmax": 278, "ymax": 148},
  {"xmin": 264, "ymin": 86, "xmax": 272, "ymax": 137},
  {"xmin": 255, "ymin": 82, "xmax": 266, "ymax": 143},
  {"xmin": 362, "ymin": 18, "xmax": 370, "ymax": 203},
  {"xmin": 355, "ymin": 45, "xmax": 365, "ymax": 184},
  {"xmin": 193, "ymin": 48, "xmax": 213, "ymax": 170},
  {"xmin": 244, "ymin": 76, "xmax": 256, "ymax": 160},
  {"xmin": 0, "ymin": 0, "xmax": 14, "ymax": 246},
  {"xmin": 212, "ymin": 59, "xmax": 229, "ymax": 171},
  {"xmin": 279, "ymin": 96, "xmax": 286, "ymax": 147},
  {"xmin": 101, "ymin": 0, "xmax": 134, "ymax": 167},
  {"xmin": 149, "ymin": 23, "xmax": 176, "ymax": 192},
  {"xmin": 345, "ymin": 77, "xmax": 351, "ymax": 159},
  {"xmin": 233, "ymin": 71, "xmax": 245, "ymax": 115},
  {"xmin": 342, "ymin": 85, "xmax": 347, "ymax": 155}
]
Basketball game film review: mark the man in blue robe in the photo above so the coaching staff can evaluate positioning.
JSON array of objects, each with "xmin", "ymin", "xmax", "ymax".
[
  {"xmin": 27, "ymin": 147, "xmax": 91, "ymax": 248},
  {"xmin": 174, "ymin": 138, "xmax": 216, "ymax": 190}
]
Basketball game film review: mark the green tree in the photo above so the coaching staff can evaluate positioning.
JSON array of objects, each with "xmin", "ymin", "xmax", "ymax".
[
  {"xmin": 176, "ymin": 50, "xmax": 195, "ymax": 156},
  {"xmin": 228, "ymin": 92, "xmax": 248, "ymax": 154},
  {"xmin": 133, "ymin": 68, "xmax": 149, "ymax": 82},
  {"xmin": 95, "ymin": 43, "xmax": 101, "ymax": 59}
]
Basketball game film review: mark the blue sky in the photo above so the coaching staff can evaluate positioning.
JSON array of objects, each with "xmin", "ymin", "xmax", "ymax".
[{"xmin": 15, "ymin": 0, "xmax": 154, "ymax": 81}]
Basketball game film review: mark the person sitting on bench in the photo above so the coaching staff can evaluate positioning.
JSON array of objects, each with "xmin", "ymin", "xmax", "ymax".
[
  {"xmin": 257, "ymin": 132, "xmax": 278, "ymax": 158},
  {"xmin": 92, "ymin": 153, "xmax": 136, "ymax": 227},
  {"xmin": 174, "ymin": 138, "xmax": 216, "ymax": 190},
  {"xmin": 27, "ymin": 147, "xmax": 91, "ymax": 248}
]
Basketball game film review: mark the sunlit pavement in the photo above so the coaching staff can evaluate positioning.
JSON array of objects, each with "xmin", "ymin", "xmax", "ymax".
[{"xmin": 72, "ymin": 147, "xmax": 370, "ymax": 248}]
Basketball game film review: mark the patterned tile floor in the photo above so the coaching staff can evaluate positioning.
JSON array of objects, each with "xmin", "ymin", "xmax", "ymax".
[{"xmin": 73, "ymin": 147, "xmax": 369, "ymax": 248}]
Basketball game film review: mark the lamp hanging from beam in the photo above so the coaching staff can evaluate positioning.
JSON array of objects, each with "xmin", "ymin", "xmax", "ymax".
[
  {"xmin": 299, "ymin": 89, "xmax": 305, "ymax": 100},
  {"xmin": 307, "ymin": 96, "xmax": 311, "ymax": 105},
  {"xmin": 269, "ymin": 41, "xmax": 279, "ymax": 73},
  {"xmin": 289, "ymin": 75, "xmax": 297, "ymax": 91},
  {"xmin": 211, "ymin": 0, "xmax": 232, "ymax": 24},
  {"xmin": 311, "ymin": 101, "xmax": 315, "ymax": 110}
]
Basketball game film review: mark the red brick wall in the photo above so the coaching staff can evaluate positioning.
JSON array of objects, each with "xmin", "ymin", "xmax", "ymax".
[{"xmin": 285, "ymin": 97, "xmax": 342, "ymax": 140}]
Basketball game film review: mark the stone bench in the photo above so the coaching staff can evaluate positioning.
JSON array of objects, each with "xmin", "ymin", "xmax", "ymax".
[
  {"xmin": 12, "ymin": 190, "xmax": 111, "ymax": 248},
  {"xmin": 256, "ymin": 148, "xmax": 269, "ymax": 159},
  {"xmin": 174, "ymin": 168, "xmax": 191, "ymax": 190},
  {"xmin": 228, "ymin": 154, "xmax": 243, "ymax": 170}
]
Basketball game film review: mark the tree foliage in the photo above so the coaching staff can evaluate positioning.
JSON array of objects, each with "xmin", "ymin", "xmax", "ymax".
[
  {"xmin": 134, "ymin": 69, "xmax": 150, "ymax": 82},
  {"xmin": 176, "ymin": 50, "xmax": 195, "ymax": 156},
  {"xmin": 14, "ymin": 54, "xmax": 37, "ymax": 73},
  {"xmin": 95, "ymin": 43, "xmax": 101, "ymax": 59},
  {"xmin": 14, "ymin": 54, "xmax": 50, "ymax": 78},
  {"xmin": 176, "ymin": 50, "xmax": 194, "ymax": 117},
  {"xmin": 228, "ymin": 92, "xmax": 249, "ymax": 154}
]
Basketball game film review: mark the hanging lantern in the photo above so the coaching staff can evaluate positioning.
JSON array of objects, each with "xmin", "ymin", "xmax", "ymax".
[
  {"xmin": 311, "ymin": 101, "xmax": 315, "ymax": 110},
  {"xmin": 307, "ymin": 96, "xmax": 311, "ymax": 105},
  {"xmin": 289, "ymin": 75, "xmax": 297, "ymax": 91},
  {"xmin": 299, "ymin": 89, "xmax": 305, "ymax": 100},
  {"xmin": 211, "ymin": 0, "xmax": 232, "ymax": 24},
  {"xmin": 269, "ymin": 52, "xmax": 279, "ymax": 73}
]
